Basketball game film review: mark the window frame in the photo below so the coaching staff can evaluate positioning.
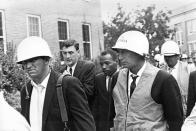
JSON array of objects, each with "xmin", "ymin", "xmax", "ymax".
[
  {"xmin": 0, "ymin": 10, "xmax": 6, "ymax": 52},
  {"xmin": 58, "ymin": 19, "xmax": 69, "ymax": 43},
  {"xmin": 26, "ymin": 14, "xmax": 42, "ymax": 37},
  {"xmin": 82, "ymin": 23, "xmax": 92, "ymax": 59},
  {"xmin": 57, "ymin": 19, "xmax": 69, "ymax": 61}
]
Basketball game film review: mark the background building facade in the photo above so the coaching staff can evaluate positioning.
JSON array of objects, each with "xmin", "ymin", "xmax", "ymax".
[
  {"xmin": 169, "ymin": 2, "xmax": 196, "ymax": 57},
  {"xmin": 0, "ymin": 0, "xmax": 104, "ymax": 60}
]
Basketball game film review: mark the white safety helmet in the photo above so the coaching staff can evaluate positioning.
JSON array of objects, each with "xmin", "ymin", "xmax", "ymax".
[
  {"xmin": 17, "ymin": 36, "xmax": 52, "ymax": 63},
  {"xmin": 161, "ymin": 40, "xmax": 180, "ymax": 56},
  {"xmin": 181, "ymin": 54, "xmax": 188, "ymax": 59},
  {"xmin": 112, "ymin": 31, "xmax": 149, "ymax": 56}
]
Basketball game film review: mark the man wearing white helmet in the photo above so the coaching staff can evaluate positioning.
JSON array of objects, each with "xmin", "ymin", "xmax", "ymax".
[
  {"xmin": 112, "ymin": 31, "xmax": 183, "ymax": 131},
  {"xmin": 17, "ymin": 36, "xmax": 96, "ymax": 131},
  {"xmin": 161, "ymin": 40, "xmax": 191, "ymax": 118}
]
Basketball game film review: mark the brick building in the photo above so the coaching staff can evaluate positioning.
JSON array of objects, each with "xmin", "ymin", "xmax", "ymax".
[
  {"xmin": 0, "ymin": 0, "xmax": 104, "ymax": 60},
  {"xmin": 169, "ymin": 2, "xmax": 196, "ymax": 57}
]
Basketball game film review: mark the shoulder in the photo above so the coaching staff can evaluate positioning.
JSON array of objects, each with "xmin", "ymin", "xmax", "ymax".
[
  {"xmin": 154, "ymin": 70, "xmax": 175, "ymax": 85},
  {"xmin": 190, "ymin": 70, "xmax": 196, "ymax": 78},
  {"xmin": 78, "ymin": 60, "xmax": 95, "ymax": 67},
  {"xmin": 59, "ymin": 64, "xmax": 67, "ymax": 73},
  {"xmin": 95, "ymin": 72, "xmax": 104, "ymax": 77}
]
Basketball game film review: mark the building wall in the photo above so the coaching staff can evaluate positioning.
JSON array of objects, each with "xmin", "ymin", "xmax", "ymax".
[
  {"xmin": 0, "ymin": 0, "xmax": 104, "ymax": 60},
  {"xmin": 169, "ymin": 2, "xmax": 196, "ymax": 56}
]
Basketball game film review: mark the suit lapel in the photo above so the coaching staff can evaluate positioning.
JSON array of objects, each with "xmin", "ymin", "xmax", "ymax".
[
  {"xmin": 42, "ymin": 70, "xmax": 58, "ymax": 128},
  {"xmin": 25, "ymin": 83, "xmax": 33, "ymax": 123},
  {"xmin": 73, "ymin": 60, "xmax": 83, "ymax": 77}
]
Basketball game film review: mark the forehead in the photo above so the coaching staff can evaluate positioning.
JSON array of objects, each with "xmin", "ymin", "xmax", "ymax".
[
  {"xmin": 100, "ymin": 54, "xmax": 113, "ymax": 61},
  {"xmin": 62, "ymin": 45, "xmax": 77, "ymax": 52}
]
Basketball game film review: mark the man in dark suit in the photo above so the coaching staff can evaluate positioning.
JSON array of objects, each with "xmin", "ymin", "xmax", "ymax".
[
  {"xmin": 187, "ymin": 70, "xmax": 196, "ymax": 116},
  {"xmin": 17, "ymin": 36, "xmax": 96, "ymax": 131},
  {"xmin": 60, "ymin": 39, "xmax": 95, "ymax": 109},
  {"xmin": 93, "ymin": 49, "xmax": 118, "ymax": 131}
]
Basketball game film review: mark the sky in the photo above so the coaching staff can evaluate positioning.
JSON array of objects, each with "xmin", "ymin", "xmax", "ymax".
[{"xmin": 100, "ymin": 0, "xmax": 196, "ymax": 22}]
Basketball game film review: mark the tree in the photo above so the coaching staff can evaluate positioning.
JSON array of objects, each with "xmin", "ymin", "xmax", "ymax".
[
  {"xmin": 103, "ymin": 4, "xmax": 136, "ymax": 49},
  {"xmin": 103, "ymin": 4, "xmax": 174, "ymax": 59},
  {"xmin": 134, "ymin": 5, "xmax": 174, "ymax": 56}
]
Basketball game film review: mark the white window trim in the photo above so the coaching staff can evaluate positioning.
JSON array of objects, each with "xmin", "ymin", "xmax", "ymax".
[
  {"xmin": 0, "ymin": 10, "xmax": 6, "ymax": 52},
  {"xmin": 82, "ymin": 23, "xmax": 92, "ymax": 58},
  {"xmin": 26, "ymin": 14, "xmax": 42, "ymax": 37},
  {"xmin": 58, "ymin": 19, "xmax": 69, "ymax": 42}
]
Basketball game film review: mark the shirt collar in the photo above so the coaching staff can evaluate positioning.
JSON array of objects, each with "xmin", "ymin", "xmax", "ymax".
[
  {"xmin": 174, "ymin": 61, "xmax": 179, "ymax": 69},
  {"xmin": 67, "ymin": 62, "xmax": 77, "ymax": 71}
]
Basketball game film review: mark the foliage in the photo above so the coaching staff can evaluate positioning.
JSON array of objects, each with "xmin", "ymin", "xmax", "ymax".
[
  {"xmin": 134, "ymin": 5, "xmax": 174, "ymax": 56},
  {"xmin": 103, "ymin": 4, "xmax": 174, "ymax": 61},
  {"xmin": 0, "ymin": 41, "xmax": 29, "ymax": 111},
  {"xmin": 103, "ymin": 4, "xmax": 137, "ymax": 49}
]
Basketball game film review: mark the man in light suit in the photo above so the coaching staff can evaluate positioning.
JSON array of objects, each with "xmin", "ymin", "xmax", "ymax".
[
  {"xmin": 60, "ymin": 39, "xmax": 95, "ymax": 110},
  {"xmin": 111, "ymin": 31, "xmax": 183, "ymax": 131},
  {"xmin": 93, "ymin": 49, "xmax": 118, "ymax": 131},
  {"xmin": 17, "ymin": 36, "xmax": 96, "ymax": 131},
  {"xmin": 161, "ymin": 40, "xmax": 191, "ymax": 117}
]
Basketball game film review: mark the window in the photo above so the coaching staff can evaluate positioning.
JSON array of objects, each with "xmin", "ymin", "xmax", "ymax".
[
  {"xmin": 27, "ymin": 15, "xmax": 41, "ymax": 37},
  {"xmin": 187, "ymin": 19, "xmax": 196, "ymax": 35},
  {"xmin": 58, "ymin": 20, "xmax": 69, "ymax": 60},
  {"xmin": 175, "ymin": 23, "xmax": 183, "ymax": 46},
  {"xmin": 188, "ymin": 41, "xmax": 196, "ymax": 54},
  {"xmin": 82, "ymin": 24, "xmax": 91, "ymax": 59},
  {"xmin": 0, "ymin": 10, "xmax": 6, "ymax": 52}
]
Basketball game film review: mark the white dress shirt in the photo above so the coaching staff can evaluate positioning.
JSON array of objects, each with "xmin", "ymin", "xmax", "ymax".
[
  {"xmin": 30, "ymin": 71, "xmax": 51, "ymax": 131},
  {"xmin": 106, "ymin": 76, "xmax": 111, "ymax": 91},
  {"xmin": 64, "ymin": 63, "xmax": 77, "ymax": 76},
  {"xmin": 128, "ymin": 61, "xmax": 146, "ymax": 97}
]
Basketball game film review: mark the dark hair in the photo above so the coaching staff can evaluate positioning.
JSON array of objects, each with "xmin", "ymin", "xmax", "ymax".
[
  {"xmin": 61, "ymin": 39, "xmax": 79, "ymax": 51},
  {"xmin": 101, "ymin": 49, "xmax": 118, "ymax": 61}
]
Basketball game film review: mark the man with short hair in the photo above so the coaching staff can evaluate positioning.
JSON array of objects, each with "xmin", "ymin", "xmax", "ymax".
[
  {"xmin": 112, "ymin": 31, "xmax": 183, "ymax": 131},
  {"xmin": 93, "ymin": 49, "xmax": 118, "ymax": 131},
  {"xmin": 60, "ymin": 39, "xmax": 95, "ymax": 110},
  {"xmin": 17, "ymin": 36, "xmax": 96, "ymax": 131}
]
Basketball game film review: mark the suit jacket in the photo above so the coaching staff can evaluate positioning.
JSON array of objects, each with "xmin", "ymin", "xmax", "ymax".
[
  {"xmin": 93, "ymin": 72, "xmax": 115, "ymax": 131},
  {"xmin": 60, "ymin": 60, "xmax": 95, "ymax": 109},
  {"xmin": 20, "ymin": 69, "xmax": 96, "ymax": 131},
  {"xmin": 187, "ymin": 71, "xmax": 196, "ymax": 116}
]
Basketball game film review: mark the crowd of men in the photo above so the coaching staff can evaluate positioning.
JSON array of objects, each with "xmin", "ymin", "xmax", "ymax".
[{"xmin": 1, "ymin": 30, "xmax": 196, "ymax": 131}]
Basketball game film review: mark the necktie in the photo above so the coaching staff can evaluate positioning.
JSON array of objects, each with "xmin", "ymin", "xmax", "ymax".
[
  {"xmin": 69, "ymin": 68, "xmax": 72, "ymax": 76},
  {"xmin": 130, "ymin": 75, "xmax": 138, "ymax": 97}
]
